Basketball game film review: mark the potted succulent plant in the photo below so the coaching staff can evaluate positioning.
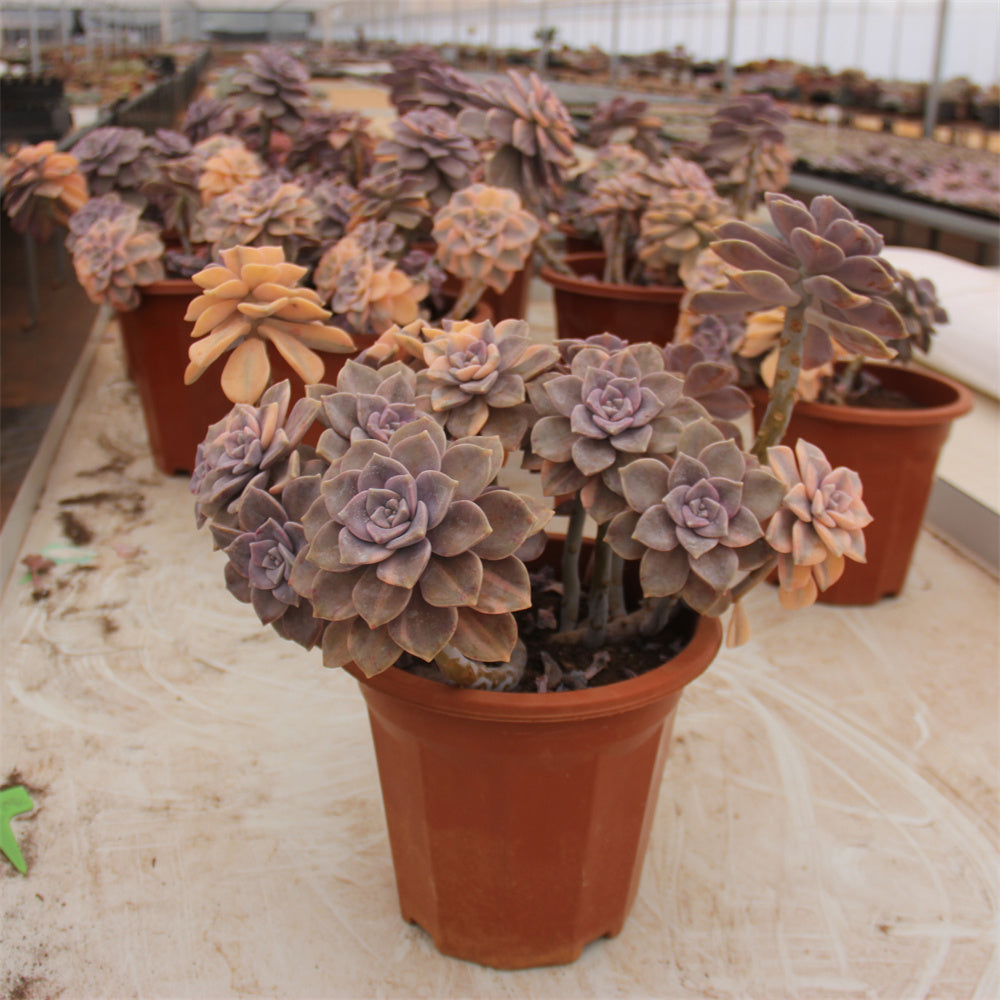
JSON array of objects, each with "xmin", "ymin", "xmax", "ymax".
[
  {"xmin": 540, "ymin": 92, "xmax": 795, "ymax": 345},
  {"xmin": 2, "ymin": 47, "xmax": 544, "ymax": 475},
  {"xmin": 184, "ymin": 189, "xmax": 917, "ymax": 971},
  {"xmin": 682, "ymin": 191, "xmax": 973, "ymax": 604}
]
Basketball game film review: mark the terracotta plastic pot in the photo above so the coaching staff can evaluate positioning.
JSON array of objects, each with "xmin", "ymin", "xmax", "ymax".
[
  {"xmin": 117, "ymin": 279, "xmax": 360, "ymax": 476},
  {"xmin": 345, "ymin": 613, "xmax": 722, "ymax": 969},
  {"xmin": 752, "ymin": 364, "xmax": 973, "ymax": 604},
  {"xmin": 539, "ymin": 251, "xmax": 684, "ymax": 345}
]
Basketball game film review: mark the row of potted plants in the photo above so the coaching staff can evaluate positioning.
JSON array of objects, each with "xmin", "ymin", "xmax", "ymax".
[{"xmin": 1, "ymin": 44, "xmax": 973, "ymax": 969}]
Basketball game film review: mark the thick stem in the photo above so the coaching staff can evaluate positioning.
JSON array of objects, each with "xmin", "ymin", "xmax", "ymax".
[
  {"xmin": 584, "ymin": 523, "xmax": 612, "ymax": 649},
  {"xmin": 559, "ymin": 496, "xmax": 587, "ymax": 632},
  {"xmin": 444, "ymin": 278, "xmax": 489, "ymax": 321},
  {"xmin": 751, "ymin": 302, "xmax": 807, "ymax": 462},
  {"xmin": 609, "ymin": 552, "xmax": 626, "ymax": 620}
]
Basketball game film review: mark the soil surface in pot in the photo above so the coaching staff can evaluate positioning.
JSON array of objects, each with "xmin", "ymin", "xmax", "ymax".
[{"xmin": 397, "ymin": 565, "xmax": 698, "ymax": 694}]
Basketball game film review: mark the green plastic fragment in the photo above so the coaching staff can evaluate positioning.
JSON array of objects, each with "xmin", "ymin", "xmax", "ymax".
[{"xmin": 0, "ymin": 785, "xmax": 34, "ymax": 874}]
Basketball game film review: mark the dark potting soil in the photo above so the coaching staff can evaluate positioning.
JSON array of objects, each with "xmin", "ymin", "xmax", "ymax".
[{"xmin": 397, "ymin": 563, "xmax": 698, "ymax": 694}]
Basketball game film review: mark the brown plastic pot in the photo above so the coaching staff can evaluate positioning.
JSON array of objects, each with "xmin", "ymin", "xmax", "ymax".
[
  {"xmin": 752, "ymin": 364, "xmax": 973, "ymax": 604},
  {"xmin": 344, "ymin": 613, "xmax": 721, "ymax": 970},
  {"xmin": 117, "ymin": 279, "xmax": 361, "ymax": 476},
  {"xmin": 539, "ymin": 251, "xmax": 684, "ymax": 345}
]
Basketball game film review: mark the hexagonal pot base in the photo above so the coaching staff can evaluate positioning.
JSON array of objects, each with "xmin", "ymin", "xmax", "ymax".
[{"xmin": 345, "ymin": 613, "xmax": 721, "ymax": 969}]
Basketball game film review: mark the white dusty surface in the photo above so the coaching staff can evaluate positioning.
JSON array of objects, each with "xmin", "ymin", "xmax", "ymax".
[{"xmin": 2, "ymin": 307, "xmax": 999, "ymax": 999}]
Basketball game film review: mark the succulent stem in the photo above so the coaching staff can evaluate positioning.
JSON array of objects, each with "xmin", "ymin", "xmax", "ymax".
[
  {"xmin": 609, "ymin": 552, "xmax": 626, "ymax": 619},
  {"xmin": 560, "ymin": 496, "xmax": 586, "ymax": 631},
  {"xmin": 829, "ymin": 355, "xmax": 867, "ymax": 403},
  {"xmin": 444, "ymin": 278, "xmax": 488, "ymax": 321},
  {"xmin": 536, "ymin": 235, "xmax": 575, "ymax": 277},
  {"xmin": 585, "ymin": 524, "xmax": 612, "ymax": 649},
  {"xmin": 751, "ymin": 302, "xmax": 806, "ymax": 461}
]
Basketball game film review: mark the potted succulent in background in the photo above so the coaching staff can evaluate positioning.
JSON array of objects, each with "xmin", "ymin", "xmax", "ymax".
[
  {"xmin": 2, "ymin": 47, "xmax": 545, "ymax": 475},
  {"xmin": 184, "ymin": 189, "xmax": 913, "ymax": 971},
  {"xmin": 684, "ymin": 191, "xmax": 973, "ymax": 605},
  {"xmin": 540, "ymin": 92, "xmax": 795, "ymax": 345}
]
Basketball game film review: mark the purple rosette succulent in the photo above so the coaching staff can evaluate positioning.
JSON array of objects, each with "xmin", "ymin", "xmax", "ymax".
[
  {"xmin": 691, "ymin": 192, "xmax": 906, "ymax": 368},
  {"xmin": 308, "ymin": 358, "xmax": 438, "ymax": 463},
  {"xmin": 606, "ymin": 419, "xmax": 785, "ymax": 614},
  {"xmin": 411, "ymin": 318, "xmax": 559, "ymax": 451},
  {"xmin": 291, "ymin": 416, "xmax": 549, "ymax": 677},
  {"xmin": 529, "ymin": 343, "xmax": 691, "ymax": 523},
  {"xmin": 212, "ymin": 479, "xmax": 325, "ymax": 649},
  {"xmin": 191, "ymin": 380, "xmax": 320, "ymax": 529}
]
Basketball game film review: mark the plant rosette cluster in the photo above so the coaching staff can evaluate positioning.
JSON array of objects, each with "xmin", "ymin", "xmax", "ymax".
[
  {"xmin": 190, "ymin": 254, "xmax": 875, "ymax": 692},
  {"xmin": 3, "ymin": 47, "xmax": 550, "ymax": 333}
]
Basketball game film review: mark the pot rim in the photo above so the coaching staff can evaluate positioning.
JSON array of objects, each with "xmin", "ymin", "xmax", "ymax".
[
  {"xmin": 343, "ymin": 613, "xmax": 721, "ymax": 723},
  {"xmin": 138, "ymin": 277, "xmax": 199, "ymax": 297},
  {"xmin": 759, "ymin": 363, "xmax": 974, "ymax": 428},
  {"xmin": 539, "ymin": 251, "xmax": 685, "ymax": 304}
]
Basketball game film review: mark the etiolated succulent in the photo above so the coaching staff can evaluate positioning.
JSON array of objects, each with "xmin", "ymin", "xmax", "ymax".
[
  {"xmin": 606, "ymin": 418, "xmax": 785, "ymax": 614},
  {"xmin": 68, "ymin": 204, "xmax": 165, "ymax": 311},
  {"xmin": 700, "ymin": 94, "xmax": 793, "ymax": 216},
  {"xmin": 191, "ymin": 379, "xmax": 321, "ymax": 529},
  {"xmin": 309, "ymin": 358, "xmax": 438, "ymax": 463},
  {"xmin": 229, "ymin": 45, "xmax": 312, "ymax": 136},
  {"xmin": 375, "ymin": 109, "xmax": 482, "ymax": 210},
  {"xmin": 211, "ymin": 479, "xmax": 326, "ymax": 649},
  {"xmin": 313, "ymin": 224, "xmax": 428, "ymax": 337},
  {"xmin": 766, "ymin": 439, "xmax": 872, "ymax": 608},
  {"xmin": 291, "ymin": 416, "xmax": 549, "ymax": 676},
  {"xmin": 2, "ymin": 141, "xmax": 88, "ymax": 240},
  {"xmin": 404, "ymin": 318, "xmax": 559, "ymax": 451},
  {"xmin": 432, "ymin": 184, "xmax": 539, "ymax": 294},
  {"xmin": 184, "ymin": 245, "xmax": 355, "ymax": 404},
  {"xmin": 70, "ymin": 126, "xmax": 149, "ymax": 201},
  {"xmin": 529, "ymin": 343, "xmax": 690, "ymax": 523},
  {"xmin": 197, "ymin": 175, "xmax": 320, "ymax": 259},
  {"xmin": 690, "ymin": 192, "xmax": 907, "ymax": 368},
  {"xmin": 457, "ymin": 70, "xmax": 577, "ymax": 212}
]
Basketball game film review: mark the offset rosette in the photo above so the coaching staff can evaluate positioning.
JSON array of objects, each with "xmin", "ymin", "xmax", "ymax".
[
  {"xmin": 411, "ymin": 318, "xmax": 558, "ymax": 451},
  {"xmin": 190, "ymin": 379, "xmax": 321, "ymax": 529},
  {"xmin": 184, "ymin": 244, "xmax": 355, "ymax": 404},
  {"xmin": 313, "ymin": 223, "xmax": 428, "ymax": 337},
  {"xmin": 211, "ymin": 478, "xmax": 326, "ymax": 649},
  {"xmin": 606, "ymin": 419, "xmax": 785, "ymax": 614},
  {"xmin": 457, "ymin": 70, "xmax": 577, "ymax": 211},
  {"xmin": 68, "ymin": 203, "xmax": 165, "ymax": 311},
  {"xmin": 309, "ymin": 358, "xmax": 439, "ymax": 463},
  {"xmin": 292, "ymin": 417, "xmax": 550, "ymax": 676},
  {"xmin": 375, "ymin": 109, "xmax": 481, "ymax": 210},
  {"xmin": 529, "ymin": 343, "xmax": 689, "ymax": 522},
  {"xmin": 2, "ymin": 141, "xmax": 88, "ymax": 240},
  {"xmin": 432, "ymin": 184, "xmax": 540, "ymax": 294},
  {"xmin": 766, "ymin": 440, "xmax": 872, "ymax": 608},
  {"xmin": 197, "ymin": 175, "xmax": 320, "ymax": 259},
  {"xmin": 690, "ymin": 192, "xmax": 906, "ymax": 368}
]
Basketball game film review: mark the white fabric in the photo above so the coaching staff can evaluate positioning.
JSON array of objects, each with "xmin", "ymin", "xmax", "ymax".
[{"xmin": 882, "ymin": 246, "xmax": 1000, "ymax": 400}]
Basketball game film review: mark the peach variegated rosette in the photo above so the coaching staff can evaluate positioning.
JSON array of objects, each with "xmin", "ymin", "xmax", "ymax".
[{"xmin": 766, "ymin": 439, "xmax": 873, "ymax": 608}]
